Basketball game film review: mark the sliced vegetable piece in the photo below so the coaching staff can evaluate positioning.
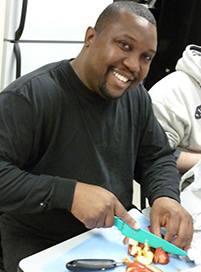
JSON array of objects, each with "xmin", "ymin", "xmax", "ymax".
[
  {"xmin": 126, "ymin": 261, "xmax": 154, "ymax": 272},
  {"xmin": 153, "ymin": 247, "xmax": 169, "ymax": 264},
  {"xmin": 123, "ymin": 236, "xmax": 129, "ymax": 245},
  {"xmin": 122, "ymin": 257, "xmax": 131, "ymax": 264},
  {"xmin": 128, "ymin": 238, "xmax": 139, "ymax": 246}
]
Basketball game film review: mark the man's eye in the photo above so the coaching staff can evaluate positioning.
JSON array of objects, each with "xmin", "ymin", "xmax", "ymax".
[
  {"xmin": 119, "ymin": 41, "xmax": 131, "ymax": 51},
  {"xmin": 143, "ymin": 54, "xmax": 153, "ymax": 62}
]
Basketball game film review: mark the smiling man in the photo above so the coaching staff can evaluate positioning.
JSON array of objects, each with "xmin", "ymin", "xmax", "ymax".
[
  {"xmin": 0, "ymin": 2, "xmax": 193, "ymax": 272},
  {"xmin": 72, "ymin": 4, "xmax": 157, "ymax": 100}
]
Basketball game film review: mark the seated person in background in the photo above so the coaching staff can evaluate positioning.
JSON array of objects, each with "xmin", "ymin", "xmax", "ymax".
[{"xmin": 149, "ymin": 44, "xmax": 201, "ymax": 175}]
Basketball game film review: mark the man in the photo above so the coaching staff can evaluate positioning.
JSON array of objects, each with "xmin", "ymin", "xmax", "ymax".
[
  {"xmin": 0, "ymin": 2, "xmax": 193, "ymax": 272},
  {"xmin": 149, "ymin": 44, "xmax": 201, "ymax": 175}
]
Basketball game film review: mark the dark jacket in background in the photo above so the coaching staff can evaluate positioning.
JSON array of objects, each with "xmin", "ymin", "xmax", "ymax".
[{"xmin": 145, "ymin": 0, "xmax": 201, "ymax": 90}]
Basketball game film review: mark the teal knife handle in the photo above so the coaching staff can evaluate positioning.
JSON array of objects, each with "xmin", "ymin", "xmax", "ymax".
[{"xmin": 114, "ymin": 216, "xmax": 124, "ymax": 231}]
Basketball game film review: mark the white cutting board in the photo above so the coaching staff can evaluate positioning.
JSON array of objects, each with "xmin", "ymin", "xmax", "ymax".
[{"xmin": 42, "ymin": 209, "xmax": 195, "ymax": 272}]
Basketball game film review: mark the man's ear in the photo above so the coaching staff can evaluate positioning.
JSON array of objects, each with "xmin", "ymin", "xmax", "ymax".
[{"xmin": 84, "ymin": 27, "xmax": 96, "ymax": 47}]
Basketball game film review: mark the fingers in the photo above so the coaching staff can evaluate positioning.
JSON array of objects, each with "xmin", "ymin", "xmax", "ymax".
[
  {"xmin": 71, "ymin": 182, "xmax": 134, "ymax": 229},
  {"xmin": 114, "ymin": 202, "xmax": 140, "ymax": 229},
  {"xmin": 150, "ymin": 197, "xmax": 194, "ymax": 251},
  {"xmin": 161, "ymin": 207, "xmax": 193, "ymax": 251},
  {"xmin": 84, "ymin": 200, "xmax": 116, "ymax": 229},
  {"xmin": 94, "ymin": 198, "xmax": 140, "ymax": 229},
  {"xmin": 149, "ymin": 218, "xmax": 163, "ymax": 239},
  {"xmin": 121, "ymin": 213, "xmax": 140, "ymax": 230},
  {"xmin": 150, "ymin": 202, "xmax": 164, "ymax": 238},
  {"xmin": 162, "ymin": 207, "xmax": 179, "ymax": 243},
  {"xmin": 170, "ymin": 211, "xmax": 193, "ymax": 251},
  {"xmin": 71, "ymin": 182, "xmax": 139, "ymax": 230},
  {"xmin": 93, "ymin": 208, "xmax": 115, "ymax": 229}
]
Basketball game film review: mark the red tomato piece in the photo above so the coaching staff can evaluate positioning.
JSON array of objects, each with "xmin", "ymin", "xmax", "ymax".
[
  {"xmin": 127, "ymin": 244, "xmax": 133, "ymax": 256},
  {"xmin": 126, "ymin": 262, "xmax": 154, "ymax": 272},
  {"xmin": 123, "ymin": 236, "xmax": 129, "ymax": 245},
  {"xmin": 154, "ymin": 247, "xmax": 169, "ymax": 264},
  {"xmin": 126, "ymin": 267, "xmax": 146, "ymax": 272}
]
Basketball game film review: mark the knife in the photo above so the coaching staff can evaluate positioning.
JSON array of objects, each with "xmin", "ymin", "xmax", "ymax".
[
  {"xmin": 66, "ymin": 259, "xmax": 124, "ymax": 271},
  {"xmin": 114, "ymin": 216, "xmax": 187, "ymax": 256}
]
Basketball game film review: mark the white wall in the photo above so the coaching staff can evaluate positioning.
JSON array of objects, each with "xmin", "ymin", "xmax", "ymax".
[
  {"xmin": 0, "ymin": 0, "xmax": 6, "ymax": 91},
  {"xmin": 0, "ymin": 0, "xmax": 113, "ymax": 91}
]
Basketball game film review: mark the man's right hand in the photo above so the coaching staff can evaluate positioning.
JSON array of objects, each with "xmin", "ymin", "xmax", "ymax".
[{"xmin": 70, "ymin": 182, "xmax": 139, "ymax": 230}]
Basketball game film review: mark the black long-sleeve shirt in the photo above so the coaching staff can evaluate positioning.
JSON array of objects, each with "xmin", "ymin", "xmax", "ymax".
[{"xmin": 0, "ymin": 60, "xmax": 180, "ymax": 242}]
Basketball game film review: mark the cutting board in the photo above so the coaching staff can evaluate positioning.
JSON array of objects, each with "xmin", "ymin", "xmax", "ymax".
[{"xmin": 42, "ymin": 209, "xmax": 195, "ymax": 272}]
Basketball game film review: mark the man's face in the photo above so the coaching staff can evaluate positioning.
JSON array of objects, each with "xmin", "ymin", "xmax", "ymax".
[{"xmin": 82, "ymin": 11, "xmax": 157, "ymax": 100}]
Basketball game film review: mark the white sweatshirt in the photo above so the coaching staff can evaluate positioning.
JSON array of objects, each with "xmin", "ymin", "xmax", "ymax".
[{"xmin": 149, "ymin": 44, "xmax": 201, "ymax": 152}]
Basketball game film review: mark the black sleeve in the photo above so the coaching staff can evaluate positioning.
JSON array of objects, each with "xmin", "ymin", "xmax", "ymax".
[
  {"xmin": 0, "ymin": 90, "xmax": 76, "ymax": 214},
  {"xmin": 134, "ymin": 90, "xmax": 180, "ymax": 206}
]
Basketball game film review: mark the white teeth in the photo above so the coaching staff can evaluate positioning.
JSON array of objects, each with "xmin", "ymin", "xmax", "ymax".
[{"xmin": 113, "ymin": 71, "xmax": 129, "ymax": 83}]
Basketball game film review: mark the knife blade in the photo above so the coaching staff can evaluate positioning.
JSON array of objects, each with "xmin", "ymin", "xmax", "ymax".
[
  {"xmin": 66, "ymin": 259, "xmax": 124, "ymax": 271},
  {"xmin": 114, "ymin": 216, "xmax": 187, "ymax": 256}
]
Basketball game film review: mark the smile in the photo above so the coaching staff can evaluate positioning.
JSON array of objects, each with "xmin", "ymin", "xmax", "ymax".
[{"xmin": 113, "ymin": 71, "xmax": 129, "ymax": 83}]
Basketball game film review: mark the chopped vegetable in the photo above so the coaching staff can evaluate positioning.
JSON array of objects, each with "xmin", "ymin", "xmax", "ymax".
[
  {"xmin": 125, "ymin": 261, "xmax": 162, "ymax": 272},
  {"xmin": 123, "ymin": 225, "xmax": 169, "ymax": 266},
  {"xmin": 153, "ymin": 247, "xmax": 169, "ymax": 264}
]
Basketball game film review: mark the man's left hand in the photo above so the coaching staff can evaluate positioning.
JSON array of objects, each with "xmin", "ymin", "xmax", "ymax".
[{"xmin": 150, "ymin": 197, "xmax": 193, "ymax": 252}]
